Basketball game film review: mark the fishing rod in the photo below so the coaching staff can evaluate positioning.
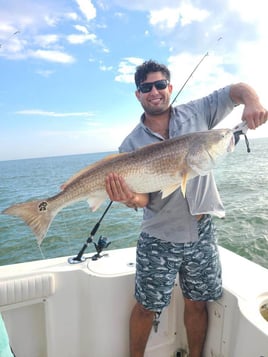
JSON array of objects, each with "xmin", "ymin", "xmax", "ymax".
[
  {"xmin": 171, "ymin": 37, "xmax": 223, "ymax": 105},
  {"xmin": 0, "ymin": 30, "xmax": 20, "ymax": 48},
  {"xmin": 68, "ymin": 200, "xmax": 113, "ymax": 264},
  {"xmin": 171, "ymin": 51, "xmax": 208, "ymax": 105}
]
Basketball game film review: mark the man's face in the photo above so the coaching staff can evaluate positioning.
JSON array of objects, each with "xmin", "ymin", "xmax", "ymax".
[{"xmin": 135, "ymin": 71, "xmax": 173, "ymax": 116}]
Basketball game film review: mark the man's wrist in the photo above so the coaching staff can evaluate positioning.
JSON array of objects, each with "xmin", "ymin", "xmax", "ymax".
[{"xmin": 124, "ymin": 195, "xmax": 138, "ymax": 208}]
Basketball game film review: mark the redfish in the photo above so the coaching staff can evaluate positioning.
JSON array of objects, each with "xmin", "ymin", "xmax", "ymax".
[{"xmin": 2, "ymin": 129, "xmax": 234, "ymax": 245}]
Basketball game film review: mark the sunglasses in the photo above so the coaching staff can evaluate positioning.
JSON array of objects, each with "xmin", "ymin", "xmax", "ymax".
[{"xmin": 138, "ymin": 79, "xmax": 169, "ymax": 93}]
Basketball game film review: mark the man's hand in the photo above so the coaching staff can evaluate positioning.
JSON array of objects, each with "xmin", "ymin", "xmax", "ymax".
[
  {"xmin": 105, "ymin": 173, "xmax": 149, "ymax": 208},
  {"xmin": 241, "ymin": 102, "xmax": 268, "ymax": 130}
]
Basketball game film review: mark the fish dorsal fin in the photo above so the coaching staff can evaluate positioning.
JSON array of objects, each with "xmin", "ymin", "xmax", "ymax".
[
  {"xmin": 61, "ymin": 153, "xmax": 125, "ymax": 190},
  {"xmin": 161, "ymin": 183, "xmax": 180, "ymax": 199}
]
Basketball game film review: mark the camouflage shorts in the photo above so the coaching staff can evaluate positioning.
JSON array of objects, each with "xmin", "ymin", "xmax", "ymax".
[{"xmin": 135, "ymin": 215, "xmax": 222, "ymax": 312}]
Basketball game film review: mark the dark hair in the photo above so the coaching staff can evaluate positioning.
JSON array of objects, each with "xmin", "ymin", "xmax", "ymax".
[{"xmin": 134, "ymin": 60, "xmax": 171, "ymax": 88}]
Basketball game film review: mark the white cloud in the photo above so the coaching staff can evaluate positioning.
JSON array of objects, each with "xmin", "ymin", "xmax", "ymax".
[
  {"xmin": 35, "ymin": 69, "xmax": 55, "ymax": 77},
  {"xmin": 0, "ymin": 37, "xmax": 24, "ymax": 56},
  {"xmin": 149, "ymin": 8, "xmax": 179, "ymax": 29},
  {"xmin": 99, "ymin": 64, "xmax": 113, "ymax": 71},
  {"xmin": 65, "ymin": 12, "xmax": 80, "ymax": 21},
  {"xmin": 44, "ymin": 15, "xmax": 59, "ymax": 27},
  {"xmin": 16, "ymin": 109, "xmax": 94, "ymax": 117},
  {"xmin": 75, "ymin": 0, "xmax": 96, "ymax": 21},
  {"xmin": 74, "ymin": 25, "xmax": 89, "ymax": 34},
  {"xmin": 106, "ymin": 0, "xmax": 180, "ymax": 11},
  {"xmin": 0, "ymin": 23, "xmax": 16, "ymax": 34},
  {"xmin": 29, "ymin": 49, "xmax": 75, "ymax": 63},
  {"xmin": 114, "ymin": 12, "xmax": 126, "ymax": 19},
  {"xmin": 67, "ymin": 33, "xmax": 97, "ymax": 45},
  {"xmin": 228, "ymin": 0, "xmax": 265, "ymax": 23},
  {"xmin": 35, "ymin": 34, "xmax": 60, "ymax": 48},
  {"xmin": 231, "ymin": 39, "xmax": 268, "ymax": 110},
  {"xmin": 115, "ymin": 57, "xmax": 144, "ymax": 83},
  {"xmin": 178, "ymin": 3, "xmax": 209, "ymax": 26},
  {"xmin": 0, "ymin": 1, "xmax": 100, "ymax": 63},
  {"xmin": 149, "ymin": 4, "xmax": 209, "ymax": 30}
]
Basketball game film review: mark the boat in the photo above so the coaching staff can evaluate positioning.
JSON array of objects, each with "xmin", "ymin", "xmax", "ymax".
[{"xmin": 0, "ymin": 240, "xmax": 268, "ymax": 357}]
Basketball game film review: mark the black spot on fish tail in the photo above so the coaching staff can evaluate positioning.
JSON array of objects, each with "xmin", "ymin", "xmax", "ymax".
[{"xmin": 2, "ymin": 199, "xmax": 57, "ymax": 245}]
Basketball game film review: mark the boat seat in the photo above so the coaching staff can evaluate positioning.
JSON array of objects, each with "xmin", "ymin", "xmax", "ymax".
[{"xmin": 0, "ymin": 274, "xmax": 55, "ymax": 307}]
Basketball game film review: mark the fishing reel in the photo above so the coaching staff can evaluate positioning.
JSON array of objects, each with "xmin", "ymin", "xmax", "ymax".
[
  {"xmin": 92, "ymin": 236, "xmax": 111, "ymax": 260},
  {"xmin": 68, "ymin": 235, "xmax": 112, "ymax": 264}
]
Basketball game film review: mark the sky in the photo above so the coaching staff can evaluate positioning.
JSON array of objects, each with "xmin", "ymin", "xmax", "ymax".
[{"xmin": 1, "ymin": 0, "xmax": 268, "ymax": 161}]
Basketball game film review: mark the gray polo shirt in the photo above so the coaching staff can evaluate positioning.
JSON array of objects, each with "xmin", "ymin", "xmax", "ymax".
[{"xmin": 119, "ymin": 86, "xmax": 235, "ymax": 243}]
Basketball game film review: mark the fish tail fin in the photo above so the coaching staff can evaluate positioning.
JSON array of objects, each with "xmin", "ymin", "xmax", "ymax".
[{"xmin": 2, "ymin": 199, "xmax": 57, "ymax": 245}]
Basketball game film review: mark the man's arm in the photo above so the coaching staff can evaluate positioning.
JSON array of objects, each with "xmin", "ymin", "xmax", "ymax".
[
  {"xmin": 105, "ymin": 173, "xmax": 149, "ymax": 209},
  {"xmin": 229, "ymin": 83, "xmax": 268, "ymax": 129}
]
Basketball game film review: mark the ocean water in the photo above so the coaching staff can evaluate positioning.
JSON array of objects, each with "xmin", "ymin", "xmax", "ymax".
[{"xmin": 0, "ymin": 138, "xmax": 267, "ymax": 268}]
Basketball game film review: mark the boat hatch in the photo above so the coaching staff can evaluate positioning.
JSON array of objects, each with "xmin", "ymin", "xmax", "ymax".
[{"xmin": 87, "ymin": 247, "xmax": 136, "ymax": 276}]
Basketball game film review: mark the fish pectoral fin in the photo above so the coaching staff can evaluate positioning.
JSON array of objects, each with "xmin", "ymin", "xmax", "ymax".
[
  {"xmin": 180, "ymin": 172, "xmax": 188, "ymax": 198},
  {"xmin": 161, "ymin": 184, "xmax": 180, "ymax": 199},
  {"xmin": 187, "ymin": 151, "xmax": 214, "ymax": 176},
  {"xmin": 87, "ymin": 193, "xmax": 108, "ymax": 212}
]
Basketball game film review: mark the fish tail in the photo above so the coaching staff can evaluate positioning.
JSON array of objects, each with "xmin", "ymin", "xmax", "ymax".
[{"xmin": 2, "ymin": 199, "xmax": 57, "ymax": 245}]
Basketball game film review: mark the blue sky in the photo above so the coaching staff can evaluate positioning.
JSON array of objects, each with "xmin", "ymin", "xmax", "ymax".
[{"xmin": 1, "ymin": 0, "xmax": 267, "ymax": 160}]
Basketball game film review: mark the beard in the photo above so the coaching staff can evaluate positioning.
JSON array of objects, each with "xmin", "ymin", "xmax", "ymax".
[
  {"xmin": 140, "ymin": 98, "xmax": 171, "ymax": 116},
  {"xmin": 142, "ymin": 106, "xmax": 170, "ymax": 116}
]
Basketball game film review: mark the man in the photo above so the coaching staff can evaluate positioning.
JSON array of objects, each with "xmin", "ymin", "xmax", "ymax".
[{"xmin": 105, "ymin": 60, "xmax": 267, "ymax": 357}]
